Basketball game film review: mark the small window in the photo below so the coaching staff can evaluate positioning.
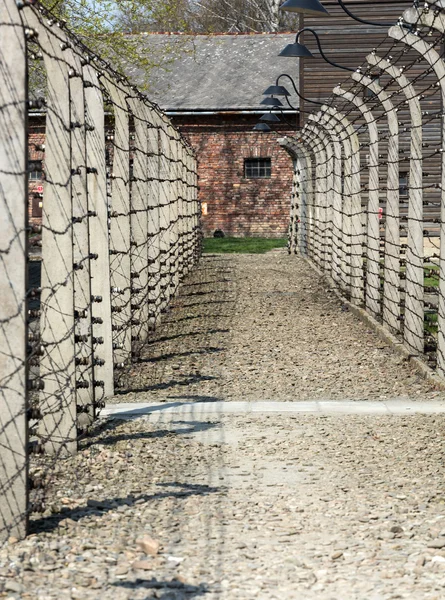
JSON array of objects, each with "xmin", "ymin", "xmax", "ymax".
[
  {"xmin": 365, "ymin": 75, "xmax": 380, "ymax": 98},
  {"xmin": 244, "ymin": 158, "xmax": 271, "ymax": 179},
  {"xmin": 399, "ymin": 172, "xmax": 409, "ymax": 197},
  {"xmin": 28, "ymin": 160, "xmax": 42, "ymax": 181}
]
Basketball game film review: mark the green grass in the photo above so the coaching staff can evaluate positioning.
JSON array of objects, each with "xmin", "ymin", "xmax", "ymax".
[{"xmin": 202, "ymin": 237, "xmax": 287, "ymax": 254}]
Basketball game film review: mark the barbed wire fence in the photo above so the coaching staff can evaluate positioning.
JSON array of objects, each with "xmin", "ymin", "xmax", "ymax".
[
  {"xmin": 0, "ymin": 0, "xmax": 201, "ymax": 543},
  {"xmin": 281, "ymin": 0, "xmax": 445, "ymax": 382}
]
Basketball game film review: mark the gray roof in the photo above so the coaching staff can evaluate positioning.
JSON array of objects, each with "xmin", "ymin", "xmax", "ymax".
[{"xmin": 125, "ymin": 33, "xmax": 300, "ymax": 112}]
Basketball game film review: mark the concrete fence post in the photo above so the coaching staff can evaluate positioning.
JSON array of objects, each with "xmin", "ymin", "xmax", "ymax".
[
  {"xmin": 390, "ymin": 10, "xmax": 445, "ymax": 368},
  {"xmin": 127, "ymin": 97, "xmax": 150, "ymax": 347},
  {"xmin": 316, "ymin": 111, "xmax": 344, "ymax": 289},
  {"xmin": 0, "ymin": 0, "xmax": 28, "ymax": 542},
  {"xmin": 157, "ymin": 118, "xmax": 173, "ymax": 312},
  {"xmin": 65, "ymin": 43, "xmax": 95, "ymax": 428},
  {"xmin": 101, "ymin": 79, "xmax": 132, "ymax": 367},
  {"xmin": 367, "ymin": 52, "xmax": 424, "ymax": 353},
  {"xmin": 147, "ymin": 110, "xmax": 162, "ymax": 326},
  {"xmin": 301, "ymin": 130, "xmax": 326, "ymax": 269},
  {"xmin": 352, "ymin": 72, "xmax": 399, "ymax": 321},
  {"xmin": 24, "ymin": 8, "xmax": 77, "ymax": 455},
  {"xmin": 83, "ymin": 64, "xmax": 114, "ymax": 400},
  {"xmin": 306, "ymin": 118, "xmax": 334, "ymax": 272},
  {"xmin": 324, "ymin": 106, "xmax": 361, "ymax": 302},
  {"xmin": 333, "ymin": 87, "xmax": 380, "ymax": 318}
]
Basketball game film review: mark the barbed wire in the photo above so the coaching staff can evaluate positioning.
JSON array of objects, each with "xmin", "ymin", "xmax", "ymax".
[
  {"xmin": 282, "ymin": 0, "xmax": 445, "ymax": 373},
  {"xmin": 0, "ymin": 0, "xmax": 201, "ymax": 542}
]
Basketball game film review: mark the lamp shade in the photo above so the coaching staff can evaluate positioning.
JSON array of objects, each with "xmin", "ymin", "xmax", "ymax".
[
  {"xmin": 260, "ymin": 97, "xmax": 283, "ymax": 107},
  {"xmin": 279, "ymin": 42, "xmax": 314, "ymax": 58},
  {"xmin": 260, "ymin": 113, "xmax": 281, "ymax": 122},
  {"xmin": 280, "ymin": 0, "xmax": 329, "ymax": 15},
  {"xmin": 263, "ymin": 85, "xmax": 290, "ymax": 97},
  {"xmin": 253, "ymin": 122, "xmax": 271, "ymax": 132}
]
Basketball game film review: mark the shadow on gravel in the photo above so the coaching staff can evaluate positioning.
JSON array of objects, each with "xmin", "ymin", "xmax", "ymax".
[
  {"xmin": 180, "ymin": 299, "xmax": 234, "ymax": 308},
  {"xmin": 92, "ymin": 419, "xmax": 219, "ymax": 441},
  {"xmin": 164, "ymin": 314, "xmax": 231, "ymax": 323},
  {"xmin": 167, "ymin": 395, "xmax": 223, "ymax": 402},
  {"xmin": 30, "ymin": 482, "xmax": 221, "ymax": 535},
  {"xmin": 112, "ymin": 578, "xmax": 208, "ymax": 598},
  {"xmin": 180, "ymin": 279, "xmax": 230, "ymax": 288},
  {"xmin": 136, "ymin": 347, "xmax": 223, "ymax": 364},
  {"xmin": 146, "ymin": 329, "xmax": 230, "ymax": 345},
  {"xmin": 115, "ymin": 374, "xmax": 219, "ymax": 395}
]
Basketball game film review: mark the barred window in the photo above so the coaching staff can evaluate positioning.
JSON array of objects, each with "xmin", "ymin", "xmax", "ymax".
[
  {"xmin": 244, "ymin": 158, "xmax": 271, "ymax": 179},
  {"xmin": 28, "ymin": 160, "xmax": 42, "ymax": 181}
]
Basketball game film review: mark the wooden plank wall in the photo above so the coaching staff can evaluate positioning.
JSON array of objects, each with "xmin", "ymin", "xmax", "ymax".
[{"xmin": 301, "ymin": 0, "xmax": 442, "ymax": 230}]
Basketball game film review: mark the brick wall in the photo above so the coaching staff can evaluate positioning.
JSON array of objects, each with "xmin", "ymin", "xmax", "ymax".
[
  {"xmin": 28, "ymin": 113, "xmax": 298, "ymax": 239},
  {"xmin": 172, "ymin": 114, "xmax": 297, "ymax": 238},
  {"xmin": 28, "ymin": 117, "xmax": 45, "ymax": 227}
]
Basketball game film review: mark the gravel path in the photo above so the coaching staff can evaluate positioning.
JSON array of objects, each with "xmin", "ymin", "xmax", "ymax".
[
  {"xmin": 117, "ymin": 253, "xmax": 441, "ymax": 403},
  {"xmin": 3, "ymin": 253, "xmax": 445, "ymax": 599}
]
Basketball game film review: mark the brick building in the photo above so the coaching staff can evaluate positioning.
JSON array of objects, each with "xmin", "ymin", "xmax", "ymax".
[
  {"xmin": 130, "ymin": 33, "xmax": 301, "ymax": 238},
  {"xmin": 27, "ymin": 33, "xmax": 300, "ymax": 236}
]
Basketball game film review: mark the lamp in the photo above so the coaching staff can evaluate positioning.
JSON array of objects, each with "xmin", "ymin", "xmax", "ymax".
[
  {"xmin": 260, "ymin": 96, "xmax": 284, "ymax": 106},
  {"xmin": 263, "ymin": 73, "xmax": 324, "ymax": 107},
  {"xmin": 260, "ymin": 113, "xmax": 281, "ymax": 122},
  {"xmin": 253, "ymin": 122, "xmax": 272, "ymax": 132},
  {"xmin": 279, "ymin": 28, "xmax": 355, "ymax": 72},
  {"xmin": 263, "ymin": 85, "xmax": 290, "ymax": 97},
  {"xmin": 279, "ymin": 0, "xmax": 395, "ymax": 27}
]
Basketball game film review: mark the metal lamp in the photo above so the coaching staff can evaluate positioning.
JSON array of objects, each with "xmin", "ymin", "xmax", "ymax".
[
  {"xmin": 279, "ymin": 28, "xmax": 355, "ymax": 72},
  {"xmin": 253, "ymin": 122, "xmax": 272, "ymax": 132},
  {"xmin": 280, "ymin": 0, "xmax": 395, "ymax": 27},
  {"xmin": 259, "ymin": 113, "xmax": 281, "ymax": 122},
  {"xmin": 260, "ymin": 97, "xmax": 284, "ymax": 107},
  {"xmin": 279, "ymin": 0, "xmax": 328, "ymax": 16},
  {"xmin": 263, "ymin": 85, "xmax": 290, "ymax": 97}
]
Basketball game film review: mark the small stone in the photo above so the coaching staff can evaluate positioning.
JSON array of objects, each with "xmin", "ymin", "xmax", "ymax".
[
  {"xmin": 428, "ymin": 539, "xmax": 445, "ymax": 549},
  {"xmin": 331, "ymin": 551, "xmax": 343, "ymax": 560},
  {"xmin": 416, "ymin": 556, "xmax": 426, "ymax": 567},
  {"xmin": 132, "ymin": 560, "xmax": 153, "ymax": 571},
  {"xmin": 8, "ymin": 537, "xmax": 18, "ymax": 545},
  {"xmin": 390, "ymin": 526, "xmax": 404, "ymax": 534},
  {"xmin": 136, "ymin": 535, "xmax": 160, "ymax": 555},
  {"xmin": 5, "ymin": 581, "xmax": 24, "ymax": 594},
  {"xmin": 115, "ymin": 564, "xmax": 129, "ymax": 576}
]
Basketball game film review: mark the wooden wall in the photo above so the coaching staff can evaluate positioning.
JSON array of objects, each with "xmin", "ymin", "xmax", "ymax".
[{"xmin": 301, "ymin": 0, "xmax": 443, "ymax": 231}]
